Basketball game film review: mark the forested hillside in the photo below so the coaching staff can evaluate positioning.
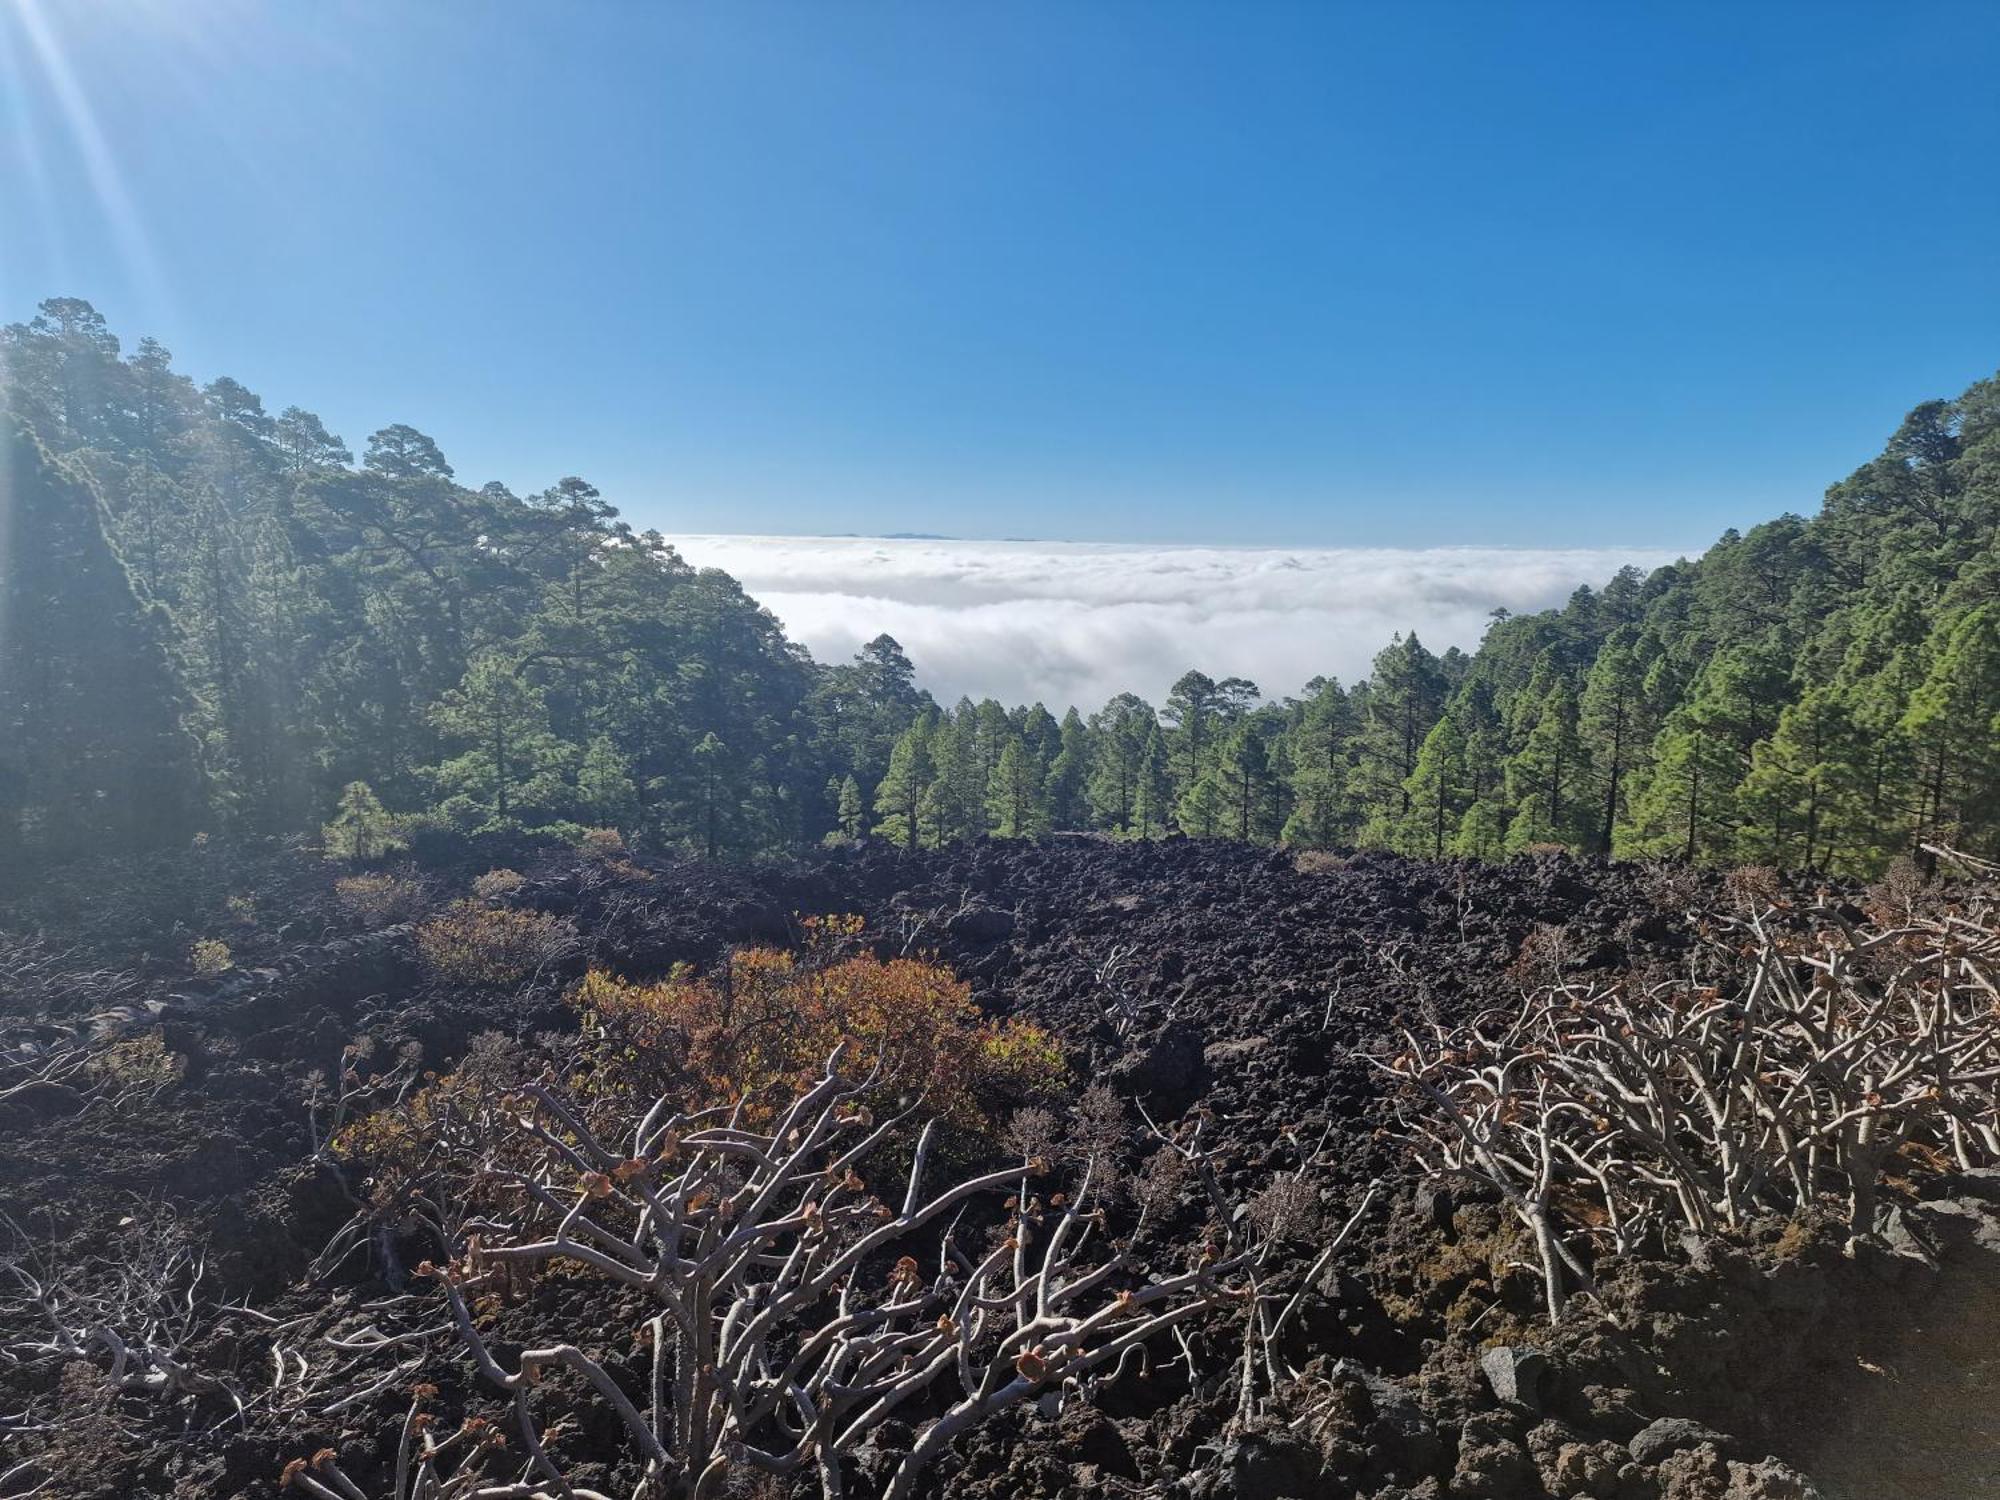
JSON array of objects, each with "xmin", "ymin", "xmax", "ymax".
[{"xmin": 3, "ymin": 295, "xmax": 1997, "ymax": 875}]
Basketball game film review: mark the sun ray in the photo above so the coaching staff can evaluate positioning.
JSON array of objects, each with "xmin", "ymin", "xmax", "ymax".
[{"xmin": 9, "ymin": 0, "xmax": 170, "ymax": 313}]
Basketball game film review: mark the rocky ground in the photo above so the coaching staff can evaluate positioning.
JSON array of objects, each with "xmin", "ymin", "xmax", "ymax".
[{"xmin": 2, "ymin": 836, "xmax": 1995, "ymax": 1499}]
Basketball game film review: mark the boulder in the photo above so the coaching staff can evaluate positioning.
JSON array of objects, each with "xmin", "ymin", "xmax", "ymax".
[
  {"xmin": 1723, "ymin": 1457, "xmax": 1822, "ymax": 1499},
  {"xmin": 1480, "ymin": 1345, "xmax": 1553, "ymax": 1414},
  {"xmin": 1630, "ymin": 1417, "xmax": 1734, "ymax": 1466},
  {"xmin": 1217, "ymin": 1433, "xmax": 1320, "ymax": 1500}
]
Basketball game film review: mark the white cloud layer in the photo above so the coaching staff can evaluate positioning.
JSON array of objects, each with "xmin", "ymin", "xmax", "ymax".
[{"xmin": 672, "ymin": 535, "xmax": 1683, "ymax": 711}]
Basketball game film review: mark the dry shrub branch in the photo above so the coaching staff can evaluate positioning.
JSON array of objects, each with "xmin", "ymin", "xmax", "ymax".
[
  {"xmin": 0, "ymin": 1206, "xmax": 240, "ymax": 1496},
  {"xmin": 1373, "ymin": 873, "xmax": 2000, "ymax": 1321},
  {"xmin": 293, "ymin": 1046, "xmax": 1283, "ymax": 1500}
]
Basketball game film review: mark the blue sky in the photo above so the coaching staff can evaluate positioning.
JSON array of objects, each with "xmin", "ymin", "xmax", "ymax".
[{"xmin": 3, "ymin": 1, "xmax": 1998, "ymax": 547}]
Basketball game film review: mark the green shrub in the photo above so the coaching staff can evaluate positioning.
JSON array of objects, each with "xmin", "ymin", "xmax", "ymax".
[{"xmin": 190, "ymin": 938, "xmax": 233, "ymax": 976}]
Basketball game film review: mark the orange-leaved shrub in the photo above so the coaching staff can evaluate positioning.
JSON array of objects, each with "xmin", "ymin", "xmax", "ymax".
[
  {"xmin": 569, "ymin": 918, "xmax": 1064, "ymax": 1129},
  {"xmin": 328, "ymin": 1033, "xmax": 532, "ymax": 1206},
  {"xmin": 335, "ymin": 872, "xmax": 429, "ymax": 927},
  {"xmin": 470, "ymin": 867, "xmax": 526, "ymax": 900},
  {"xmin": 414, "ymin": 901, "xmax": 573, "ymax": 987}
]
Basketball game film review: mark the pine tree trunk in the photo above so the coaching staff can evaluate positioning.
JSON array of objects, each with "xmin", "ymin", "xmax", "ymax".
[{"xmin": 1684, "ymin": 759, "xmax": 1700, "ymax": 863}]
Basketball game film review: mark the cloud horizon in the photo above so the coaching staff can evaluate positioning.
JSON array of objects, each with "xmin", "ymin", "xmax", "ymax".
[{"xmin": 671, "ymin": 535, "xmax": 1687, "ymax": 712}]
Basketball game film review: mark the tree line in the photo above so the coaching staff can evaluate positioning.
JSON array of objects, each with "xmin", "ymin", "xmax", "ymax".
[{"xmin": 3, "ymin": 296, "xmax": 1997, "ymax": 875}]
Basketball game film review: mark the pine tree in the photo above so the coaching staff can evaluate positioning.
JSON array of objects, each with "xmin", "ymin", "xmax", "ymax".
[
  {"xmin": 986, "ymin": 738, "xmax": 1047, "ymax": 838},
  {"xmin": 1217, "ymin": 721, "xmax": 1274, "ymax": 841},
  {"xmin": 1087, "ymin": 694, "xmax": 1156, "ymax": 834},
  {"xmin": 971, "ymin": 699, "xmax": 1012, "ymax": 796},
  {"xmin": 917, "ymin": 780, "xmax": 953, "ymax": 851},
  {"xmin": 1280, "ymin": 677, "xmax": 1356, "ymax": 847},
  {"xmin": 1504, "ymin": 682, "xmax": 1592, "ymax": 851},
  {"xmin": 836, "ymin": 775, "xmax": 866, "ymax": 839},
  {"xmin": 578, "ymin": 736, "xmax": 641, "ymax": 829},
  {"xmin": 1020, "ymin": 703, "xmax": 1062, "ymax": 765},
  {"xmin": 1131, "ymin": 725, "xmax": 1174, "ymax": 838},
  {"xmin": 872, "ymin": 719, "xmax": 937, "ymax": 848},
  {"xmin": 1901, "ymin": 604, "xmax": 2000, "ymax": 855},
  {"xmin": 1623, "ymin": 704, "xmax": 1741, "ymax": 861},
  {"xmin": 1351, "ymin": 634, "xmax": 1448, "ymax": 843},
  {"xmin": 1175, "ymin": 773, "xmax": 1228, "ymax": 839},
  {"xmin": 1737, "ymin": 683, "xmax": 1887, "ymax": 869},
  {"xmin": 274, "ymin": 405, "xmax": 352, "ymax": 476},
  {"xmin": 927, "ymin": 706, "xmax": 986, "ymax": 844},
  {"xmin": 1453, "ymin": 797, "xmax": 1509, "ymax": 860},
  {"xmin": 426, "ymin": 655, "xmax": 575, "ymax": 829},
  {"xmin": 1399, "ymin": 715, "xmax": 1469, "ymax": 858},
  {"xmin": 322, "ymin": 781, "xmax": 403, "ymax": 862},
  {"xmin": 1044, "ymin": 709, "xmax": 1093, "ymax": 830},
  {"xmin": 1163, "ymin": 670, "xmax": 1220, "ymax": 793},
  {"xmin": 1834, "ymin": 595, "xmax": 1935, "ymax": 861},
  {"xmin": 688, "ymin": 732, "xmax": 733, "ymax": 858},
  {"xmin": 1579, "ymin": 630, "xmax": 1651, "ymax": 853},
  {"xmin": 1620, "ymin": 646, "xmax": 1789, "ymax": 860}
]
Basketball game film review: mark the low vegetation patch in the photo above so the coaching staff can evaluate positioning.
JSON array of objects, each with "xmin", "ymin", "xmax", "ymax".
[
  {"xmin": 412, "ymin": 902, "xmax": 574, "ymax": 988},
  {"xmin": 569, "ymin": 921, "xmax": 1065, "ymax": 1129},
  {"xmin": 333, "ymin": 872, "xmax": 429, "ymax": 927},
  {"xmin": 468, "ymin": 867, "xmax": 525, "ymax": 901}
]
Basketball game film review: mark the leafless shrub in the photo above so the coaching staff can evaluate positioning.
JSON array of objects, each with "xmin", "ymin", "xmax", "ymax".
[
  {"xmin": 1132, "ymin": 1145, "xmax": 1191, "ymax": 1218},
  {"xmin": 0, "ymin": 1204, "xmax": 238, "ymax": 1491},
  {"xmin": 0, "ymin": 1025, "xmax": 103, "ymax": 1115},
  {"xmin": 1504, "ymin": 923, "xmax": 1571, "ymax": 992},
  {"xmin": 1092, "ymin": 944, "xmax": 1151, "ymax": 1040},
  {"xmin": 0, "ymin": 1021, "xmax": 179, "ymax": 1117},
  {"xmin": 1371, "ymin": 876, "xmax": 2000, "ymax": 1322},
  {"xmin": 0, "ymin": 934, "xmax": 145, "ymax": 1018},
  {"xmin": 1928, "ymin": 844, "xmax": 2000, "ymax": 879},
  {"xmin": 1126, "ymin": 1108, "xmax": 1378, "ymax": 1426},
  {"xmin": 1004, "ymin": 1105, "xmax": 1061, "ymax": 1164},
  {"xmin": 0, "ymin": 1227, "xmax": 222, "ymax": 1399},
  {"xmin": 1723, "ymin": 863, "xmax": 1785, "ymax": 913},
  {"xmin": 279, "ymin": 1404, "xmax": 517, "ymax": 1500},
  {"xmin": 892, "ymin": 887, "xmax": 981, "ymax": 957},
  {"xmin": 1638, "ymin": 860, "xmax": 1703, "ymax": 916},
  {"xmin": 1866, "ymin": 854, "xmax": 1934, "ymax": 923},
  {"xmin": 1246, "ymin": 1177, "xmax": 1323, "ymax": 1244},
  {"xmin": 301, "ymin": 1047, "xmax": 1299, "ymax": 1500},
  {"xmin": 1067, "ymin": 1082, "xmax": 1129, "ymax": 1170}
]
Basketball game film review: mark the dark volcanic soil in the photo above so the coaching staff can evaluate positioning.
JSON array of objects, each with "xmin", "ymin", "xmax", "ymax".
[{"xmin": 2, "ymin": 837, "xmax": 1993, "ymax": 1499}]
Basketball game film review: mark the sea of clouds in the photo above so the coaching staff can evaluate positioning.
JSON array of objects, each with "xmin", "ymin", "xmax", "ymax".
[{"xmin": 670, "ymin": 535, "xmax": 1685, "ymax": 711}]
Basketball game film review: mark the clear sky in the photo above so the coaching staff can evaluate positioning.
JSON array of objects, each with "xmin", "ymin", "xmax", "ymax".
[{"xmin": 4, "ymin": 1, "xmax": 1998, "ymax": 547}]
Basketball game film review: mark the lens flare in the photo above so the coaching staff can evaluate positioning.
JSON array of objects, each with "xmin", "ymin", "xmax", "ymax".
[{"xmin": 5, "ymin": 0, "xmax": 167, "ymax": 307}]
